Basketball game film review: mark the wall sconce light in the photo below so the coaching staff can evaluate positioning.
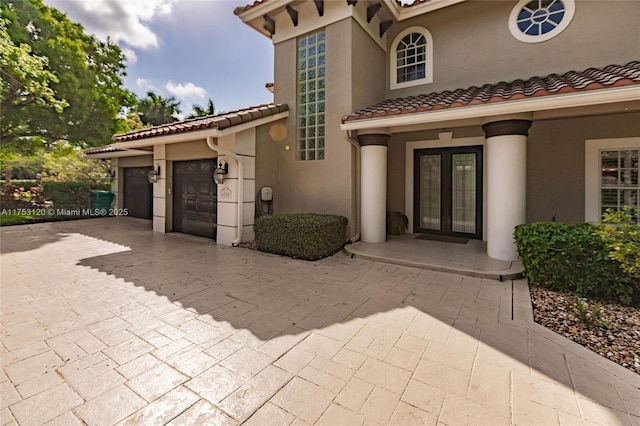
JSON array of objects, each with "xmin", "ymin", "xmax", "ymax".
[
  {"xmin": 106, "ymin": 169, "xmax": 116, "ymax": 182},
  {"xmin": 213, "ymin": 159, "xmax": 229, "ymax": 184},
  {"xmin": 148, "ymin": 165, "xmax": 161, "ymax": 183}
]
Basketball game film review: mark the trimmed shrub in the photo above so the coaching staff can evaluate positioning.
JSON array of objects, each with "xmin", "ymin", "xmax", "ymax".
[
  {"xmin": 42, "ymin": 181, "xmax": 110, "ymax": 210},
  {"xmin": 599, "ymin": 207, "xmax": 640, "ymax": 279},
  {"xmin": 254, "ymin": 213, "xmax": 348, "ymax": 261},
  {"xmin": 0, "ymin": 180, "xmax": 38, "ymax": 188},
  {"xmin": 514, "ymin": 222, "xmax": 639, "ymax": 305}
]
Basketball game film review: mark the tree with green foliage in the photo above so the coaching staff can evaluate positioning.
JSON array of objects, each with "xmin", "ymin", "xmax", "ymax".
[
  {"xmin": 187, "ymin": 99, "xmax": 215, "ymax": 119},
  {"xmin": 0, "ymin": 17, "xmax": 68, "ymax": 134},
  {"xmin": 0, "ymin": 0, "xmax": 134, "ymax": 155},
  {"xmin": 138, "ymin": 91, "xmax": 181, "ymax": 126},
  {"xmin": 41, "ymin": 144, "xmax": 110, "ymax": 184}
]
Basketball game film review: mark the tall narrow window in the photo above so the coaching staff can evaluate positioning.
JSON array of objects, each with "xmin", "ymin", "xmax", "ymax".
[
  {"xmin": 390, "ymin": 27, "xmax": 433, "ymax": 90},
  {"xmin": 397, "ymin": 33, "xmax": 426, "ymax": 83},
  {"xmin": 600, "ymin": 149, "xmax": 639, "ymax": 216},
  {"xmin": 297, "ymin": 30, "xmax": 325, "ymax": 161}
]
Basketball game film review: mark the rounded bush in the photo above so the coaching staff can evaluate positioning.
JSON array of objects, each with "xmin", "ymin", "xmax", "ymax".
[{"xmin": 254, "ymin": 213, "xmax": 348, "ymax": 261}]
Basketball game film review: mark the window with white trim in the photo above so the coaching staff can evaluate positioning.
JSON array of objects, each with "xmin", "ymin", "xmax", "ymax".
[
  {"xmin": 297, "ymin": 30, "xmax": 325, "ymax": 161},
  {"xmin": 390, "ymin": 27, "xmax": 433, "ymax": 90},
  {"xmin": 600, "ymin": 149, "xmax": 639, "ymax": 216},
  {"xmin": 509, "ymin": 0, "xmax": 575, "ymax": 43},
  {"xmin": 585, "ymin": 138, "xmax": 640, "ymax": 223}
]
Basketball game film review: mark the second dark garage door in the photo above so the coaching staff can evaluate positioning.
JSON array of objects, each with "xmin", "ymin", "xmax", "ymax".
[
  {"xmin": 123, "ymin": 167, "xmax": 153, "ymax": 219},
  {"xmin": 173, "ymin": 159, "xmax": 217, "ymax": 239}
]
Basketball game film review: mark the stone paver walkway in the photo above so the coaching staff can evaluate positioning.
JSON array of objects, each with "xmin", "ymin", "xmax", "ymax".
[{"xmin": 1, "ymin": 218, "xmax": 638, "ymax": 425}]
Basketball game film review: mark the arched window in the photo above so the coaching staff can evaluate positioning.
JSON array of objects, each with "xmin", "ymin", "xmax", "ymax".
[
  {"xmin": 509, "ymin": 0, "xmax": 575, "ymax": 43},
  {"xmin": 391, "ymin": 27, "xmax": 433, "ymax": 90}
]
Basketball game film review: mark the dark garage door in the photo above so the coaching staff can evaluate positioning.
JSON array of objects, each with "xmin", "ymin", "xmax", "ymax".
[
  {"xmin": 173, "ymin": 159, "xmax": 217, "ymax": 239},
  {"xmin": 123, "ymin": 167, "xmax": 153, "ymax": 219}
]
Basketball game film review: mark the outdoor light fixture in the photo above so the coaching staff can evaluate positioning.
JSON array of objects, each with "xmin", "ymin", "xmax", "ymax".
[
  {"xmin": 106, "ymin": 169, "xmax": 116, "ymax": 181},
  {"xmin": 148, "ymin": 165, "xmax": 161, "ymax": 183},
  {"xmin": 213, "ymin": 159, "xmax": 229, "ymax": 184}
]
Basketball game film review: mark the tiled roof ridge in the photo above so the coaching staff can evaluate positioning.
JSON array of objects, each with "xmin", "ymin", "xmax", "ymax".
[
  {"xmin": 112, "ymin": 103, "xmax": 289, "ymax": 142},
  {"xmin": 343, "ymin": 61, "xmax": 640, "ymax": 122}
]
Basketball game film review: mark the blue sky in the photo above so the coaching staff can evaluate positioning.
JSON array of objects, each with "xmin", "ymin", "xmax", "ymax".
[{"xmin": 44, "ymin": 0, "xmax": 275, "ymax": 117}]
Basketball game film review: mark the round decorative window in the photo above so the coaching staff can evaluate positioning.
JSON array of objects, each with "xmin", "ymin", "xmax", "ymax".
[{"xmin": 509, "ymin": 0, "xmax": 575, "ymax": 43}]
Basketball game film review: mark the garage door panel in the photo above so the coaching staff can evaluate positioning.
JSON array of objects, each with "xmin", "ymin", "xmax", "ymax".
[
  {"xmin": 173, "ymin": 159, "xmax": 217, "ymax": 239},
  {"xmin": 123, "ymin": 167, "xmax": 153, "ymax": 219}
]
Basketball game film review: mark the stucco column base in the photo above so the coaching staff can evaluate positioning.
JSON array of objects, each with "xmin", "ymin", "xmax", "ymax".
[
  {"xmin": 358, "ymin": 131, "xmax": 390, "ymax": 243},
  {"xmin": 483, "ymin": 119, "xmax": 531, "ymax": 261}
]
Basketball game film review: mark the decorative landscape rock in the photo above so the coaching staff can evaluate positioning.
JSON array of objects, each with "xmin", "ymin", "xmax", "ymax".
[{"xmin": 530, "ymin": 286, "xmax": 640, "ymax": 374}]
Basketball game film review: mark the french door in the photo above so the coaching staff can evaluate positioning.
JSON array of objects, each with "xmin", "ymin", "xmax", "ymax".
[{"xmin": 414, "ymin": 146, "xmax": 483, "ymax": 239}]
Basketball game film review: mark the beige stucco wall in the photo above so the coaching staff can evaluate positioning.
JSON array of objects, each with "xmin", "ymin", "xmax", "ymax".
[
  {"xmin": 117, "ymin": 155, "xmax": 153, "ymax": 168},
  {"xmin": 528, "ymin": 112, "xmax": 640, "ymax": 224},
  {"xmin": 386, "ymin": 0, "xmax": 640, "ymax": 99},
  {"xmin": 351, "ymin": 21, "xmax": 386, "ymax": 113},
  {"xmin": 165, "ymin": 140, "xmax": 216, "ymax": 161},
  {"xmin": 274, "ymin": 18, "xmax": 388, "ymax": 233},
  {"xmin": 255, "ymin": 124, "xmax": 281, "ymax": 211}
]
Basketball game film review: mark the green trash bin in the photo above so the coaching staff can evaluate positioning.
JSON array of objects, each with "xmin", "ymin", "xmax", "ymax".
[{"xmin": 90, "ymin": 190, "xmax": 114, "ymax": 216}]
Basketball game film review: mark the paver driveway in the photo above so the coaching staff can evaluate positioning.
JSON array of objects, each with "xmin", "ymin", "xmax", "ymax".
[{"xmin": 1, "ymin": 218, "xmax": 638, "ymax": 425}]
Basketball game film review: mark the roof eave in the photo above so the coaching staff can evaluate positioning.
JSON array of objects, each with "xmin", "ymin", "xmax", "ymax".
[
  {"xmin": 84, "ymin": 148, "xmax": 153, "ymax": 159},
  {"xmin": 384, "ymin": 0, "xmax": 468, "ymax": 21},
  {"xmin": 340, "ymin": 86, "xmax": 640, "ymax": 131},
  {"xmin": 112, "ymin": 110, "xmax": 289, "ymax": 149},
  {"xmin": 235, "ymin": 0, "xmax": 292, "ymax": 38}
]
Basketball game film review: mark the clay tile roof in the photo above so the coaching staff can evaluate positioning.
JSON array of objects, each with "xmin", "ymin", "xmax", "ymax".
[
  {"xmin": 84, "ymin": 145, "xmax": 125, "ymax": 155},
  {"xmin": 234, "ymin": 0, "xmax": 269, "ymax": 15},
  {"xmin": 342, "ymin": 61, "xmax": 640, "ymax": 123},
  {"xmin": 112, "ymin": 103, "xmax": 289, "ymax": 142}
]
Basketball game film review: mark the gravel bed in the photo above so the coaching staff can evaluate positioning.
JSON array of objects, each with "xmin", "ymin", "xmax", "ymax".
[{"xmin": 529, "ymin": 286, "xmax": 640, "ymax": 375}]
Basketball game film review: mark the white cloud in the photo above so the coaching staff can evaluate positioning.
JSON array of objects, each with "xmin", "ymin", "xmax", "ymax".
[
  {"xmin": 136, "ymin": 78, "xmax": 158, "ymax": 93},
  {"xmin": 122, "ymin": 48, "xmax": 138, "ymax": 64},
  {"xmin": 45, "ymin": 0, "xmax": 177, "ymax": 49},
  {"xmin": 165, "ymin": 81, "xmax": 208, "ymax": 104}
]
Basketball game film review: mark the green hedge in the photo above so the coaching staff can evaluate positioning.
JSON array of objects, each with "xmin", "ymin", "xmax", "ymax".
[
  {"xmin": 0, "ymin": 180, "xmax": 38, "ymax": 188},
  {"xmin": 43, "ymin": 181, "xmax": 110, "ymax": 210},
  {"xmin": 514, "ymin": 222, "xmax": 639, "ymax": 305},
  {"xmin": 254, "ymin": 213, "xmax": 348, "ymax": 261}
]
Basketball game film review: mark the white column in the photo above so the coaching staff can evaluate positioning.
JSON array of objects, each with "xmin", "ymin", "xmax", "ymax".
[
  {"xmin": 483, "ymin": 119, "xmax": 531, "ymax": 261},
  {"xmin": 216, "ymin": 130, "xmax": 256, "ymax": 246},
  {"xmin": 152, "ymin": 145, "xmax": 167, "ymax": 233},
  {"xmin": 358, "ymin": 131, "xmax": 390, "ymax": 243},
  {"xmin": 110, "ymin": 158, "xmax": 119, "ymax": 208}
]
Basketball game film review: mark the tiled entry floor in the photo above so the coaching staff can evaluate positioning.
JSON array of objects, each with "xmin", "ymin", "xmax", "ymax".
[
  {"xmin": 1, "ymin": 218, "xmax": 638, "ymax": 425},
  {"xmin": 345, "ymin": 234, "xmax": 524, "ymax": 280}
]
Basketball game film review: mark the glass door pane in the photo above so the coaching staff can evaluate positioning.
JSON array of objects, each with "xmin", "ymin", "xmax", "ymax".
[
  {"xmin": 420, "ymin": 155, "xmax": 441, "ymax": 230},
  {"xmin": 451, "ymin": 153, "xmax": 476, "ymax": 233}
]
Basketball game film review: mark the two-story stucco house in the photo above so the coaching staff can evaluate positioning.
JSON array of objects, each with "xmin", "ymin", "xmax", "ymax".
[{"xmin": 87, "ymin": 0, "xmax": 640, "ymax": 262}]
